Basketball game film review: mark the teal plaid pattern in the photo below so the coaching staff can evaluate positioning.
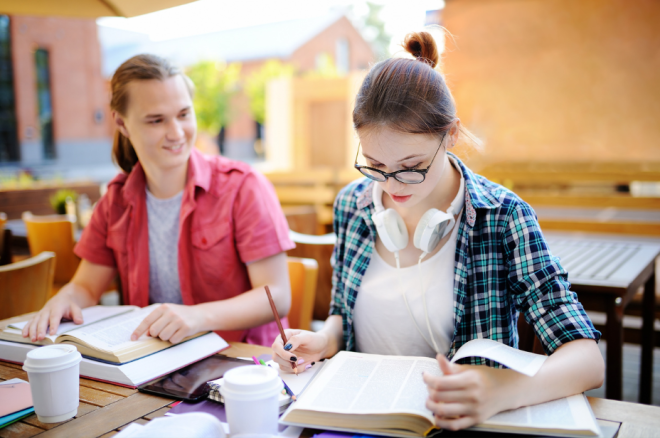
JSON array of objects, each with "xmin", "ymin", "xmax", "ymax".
[{"xmin": 329, "ymin": 153, "xmax": 600, "ymax": 364}]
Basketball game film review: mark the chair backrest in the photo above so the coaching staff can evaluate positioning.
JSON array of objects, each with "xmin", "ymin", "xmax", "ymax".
[
  {"xmin": 22, "ymin": 212, "xmax": 79, "ymax": 284},
  {"xmin": 0, "ymin": 212, "xmax": 6, "ymax": 254},
  {"xmin": 287, "ymin": 257, "xmax": 319, "ymax": 331},
  {"xmin": 0, "ymin": 251, "xmax": 55, "ymax": 320}
]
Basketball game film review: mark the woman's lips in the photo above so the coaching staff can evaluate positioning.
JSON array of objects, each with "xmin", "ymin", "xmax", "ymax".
[{"xmin": 390, "ymin": 194, "xmax": 412, "ymax": 203}]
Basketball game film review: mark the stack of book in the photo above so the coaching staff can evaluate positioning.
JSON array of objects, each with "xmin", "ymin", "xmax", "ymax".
[
  {"xmin": 0, "ymin": 305, "xmax": 229, "ymax": 387},
  {"xmin": 0, "ymin": 379, "xmax": 34, "ymax": 429}
]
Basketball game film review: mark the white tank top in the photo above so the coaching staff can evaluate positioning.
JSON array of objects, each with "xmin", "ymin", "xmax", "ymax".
[{"xmin": 354, "ymin": 163, "xmax": 464, "ymax": 358}]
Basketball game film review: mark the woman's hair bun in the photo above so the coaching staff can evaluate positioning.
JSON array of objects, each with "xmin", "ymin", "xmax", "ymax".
[{"xmin": 403, "ymin": 31, "xmax": 439, "ymax": 69}]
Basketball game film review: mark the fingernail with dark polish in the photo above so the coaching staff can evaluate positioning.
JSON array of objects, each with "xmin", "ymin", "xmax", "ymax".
[
  {"xmin": 311, "ymin": 361, "xmax": 316, "ymax": 366},
  {"xmin": 284, "ymin": 343, "xmax": 292, "ymax": 351},
  {"xmin": 290, "ymin": 356, "xmax": 297, "ymax": 362}
]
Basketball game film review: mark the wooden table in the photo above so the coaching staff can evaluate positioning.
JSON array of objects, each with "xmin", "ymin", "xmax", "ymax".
[
  {"xmin": 545, "ymin": 232, "xmax": 660, "ymax": 403},
  {"xmin": 2, "ymin": 342, "xmax": 660, "ymax": 438}
]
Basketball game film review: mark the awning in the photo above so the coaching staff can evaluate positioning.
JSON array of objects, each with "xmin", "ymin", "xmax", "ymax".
[{"xmin": 0, "ymin": 0, "xmax": 198, "ymax": 18}]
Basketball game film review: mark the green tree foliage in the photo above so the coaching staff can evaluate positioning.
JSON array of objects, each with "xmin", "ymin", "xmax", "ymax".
[
  {"xmin": 186, "ymin": 61, "xmax": 241, "ymax": 133},
  {"xmin": 353, "ymin": 2, "xmax": 391, "ymax": 61},
  {"xmin": 244, "ymin": 60, "xmax": 294, "ymax": 124}
]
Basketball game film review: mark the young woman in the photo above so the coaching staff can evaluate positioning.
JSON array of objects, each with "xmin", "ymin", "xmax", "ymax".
[
  {"xmin": 272, "ymin": 32, "xmax": 603, "ymax": 430},
  {"xmin": 24, "ymin": 54, "xmax": 294, "ymax": 346}
]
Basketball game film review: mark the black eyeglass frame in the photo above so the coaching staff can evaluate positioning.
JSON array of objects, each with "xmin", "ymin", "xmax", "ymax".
[{"xmin": 354, "ymin": 132, "xmax": 447, "ymax": 185}]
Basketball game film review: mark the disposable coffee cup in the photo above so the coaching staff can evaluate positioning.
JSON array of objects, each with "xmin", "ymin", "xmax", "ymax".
[
  {"xmin": 220, "ymin": 365, "xmax": 281, "ymax": 437},
  {"xmin": 23, "ymin": 344, "xmax": 82, "ymax": 423}
]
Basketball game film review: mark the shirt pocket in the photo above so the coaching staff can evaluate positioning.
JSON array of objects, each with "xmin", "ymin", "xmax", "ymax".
[{"xmin": 191, "ymin": 221, "xmax": 234, "ymax": 280}]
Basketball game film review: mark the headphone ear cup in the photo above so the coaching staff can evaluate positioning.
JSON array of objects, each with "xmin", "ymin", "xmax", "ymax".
[
  {"xmin": 373, "ymin": 208, "xmax": 408, "ymax": 252},
  {"xmin": 413, "ymin": 209, "xmax": 439, "ymax": 252},
  {"xmin": 414, "ymin": 209, "xmax": 454, "ymax": 253}
]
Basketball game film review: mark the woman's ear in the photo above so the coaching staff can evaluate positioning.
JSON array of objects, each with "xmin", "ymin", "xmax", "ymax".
[
  {"xmin": 112, "ymin": 111, "xmax": 130, "ymax": 138},
  {"xmin": 447, "ymin": 119, "xmax": 461, "ymax": 150}
]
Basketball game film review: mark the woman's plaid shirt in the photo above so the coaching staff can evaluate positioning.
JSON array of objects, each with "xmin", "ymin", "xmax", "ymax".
[{"xmin": 329, "ymin": 153, "xmax": 600, "ymax": 363}]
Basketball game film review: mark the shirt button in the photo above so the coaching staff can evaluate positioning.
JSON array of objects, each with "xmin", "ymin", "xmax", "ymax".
[{"xmin": 202, "ymin": 237, "xmax": 207, "ymax": 244}]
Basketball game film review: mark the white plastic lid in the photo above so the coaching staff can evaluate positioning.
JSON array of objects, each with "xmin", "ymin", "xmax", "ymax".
[
  {"xmin": 23, "ymin": 344, "xmax": 82, "ymax": 373},
  {"xmin": 220, "ymin": 365, "xmax": 281, "ymax": 401}
]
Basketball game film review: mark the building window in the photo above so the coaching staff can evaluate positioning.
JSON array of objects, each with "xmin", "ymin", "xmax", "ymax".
[
  {"xmin": 35, "ymin": 48, "xmax": 55, "ymax": 159},
  {"xmin": 335, "ymin": 38, "xmax": 349, "ymax": 75},
  {"xmin": 0, "ymin": 15, "xmax": 19, "ymax": 162}
]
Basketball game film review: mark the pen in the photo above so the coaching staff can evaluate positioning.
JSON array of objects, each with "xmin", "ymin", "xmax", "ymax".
[
  {"xmin": 264, "ymin": 285, "xmax": 298, "ymax": 375},
  {"xmin": 253, "ymin": 356, "xmax": 297, "ymax": 401}
]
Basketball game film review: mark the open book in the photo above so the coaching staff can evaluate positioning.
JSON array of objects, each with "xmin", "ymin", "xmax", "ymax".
[
  {"xmin": 0, "ymin": 305, "xmax": 206, "ymax": 364},
  {"xmin": 280, "ymin": 339, "xmax": 601, "ymax": 438}
]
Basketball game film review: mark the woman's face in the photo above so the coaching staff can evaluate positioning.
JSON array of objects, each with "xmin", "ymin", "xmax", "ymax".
[
  {"xmin": 114, "ymin": 75, "xmax": 196, "ymax": 174},
  {"xmin": 358, "ymin": 125, "xmax": 454, "ymax": 210}
]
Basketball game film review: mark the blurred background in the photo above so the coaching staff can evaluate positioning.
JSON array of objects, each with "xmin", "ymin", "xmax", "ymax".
[{"xmin": 0, "ymin": 0, "xmax": 658, "ymax": 406}]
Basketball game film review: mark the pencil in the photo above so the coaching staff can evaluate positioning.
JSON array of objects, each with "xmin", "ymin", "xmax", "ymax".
[{"xmin": 264, "ymin": 285, "xmax": 298, "ymax": 375}]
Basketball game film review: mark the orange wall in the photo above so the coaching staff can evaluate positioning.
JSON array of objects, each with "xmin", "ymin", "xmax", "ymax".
[
  {"xmin": 11, "ymin": 15, "xmax": 110, "ymax": 143},
  {"xmin": 442, "ymin": 0, "xmax": 660, "ymax": 164}
]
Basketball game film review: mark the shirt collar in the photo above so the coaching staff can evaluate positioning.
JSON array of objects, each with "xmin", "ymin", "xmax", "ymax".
[
  {"xmin": 121, "ymin": 148, "xmax": 211, "ymax": 205},
  {"xmin": 354, "ymin": 152, "xmax": 503, "ymax": 227}
]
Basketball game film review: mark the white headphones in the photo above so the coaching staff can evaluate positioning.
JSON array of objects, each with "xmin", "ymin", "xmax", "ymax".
[{"xmin": 371, "ymin": 176, "xmax": 464, "ymax": 255}]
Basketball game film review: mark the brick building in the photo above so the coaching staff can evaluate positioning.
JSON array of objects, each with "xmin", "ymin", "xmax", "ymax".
[
  {"xmin": 0, "ymin": 15, "xmax": 114, "ymax": 180},
  {"xmin": 100, "ymin": 12, "xmax": 374, "ymax": 161}
]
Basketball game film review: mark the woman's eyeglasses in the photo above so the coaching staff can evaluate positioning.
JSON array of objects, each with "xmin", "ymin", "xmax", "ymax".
[{"xmin": 354, "ymin": 134, "xmax": 446, "ymax": 184}]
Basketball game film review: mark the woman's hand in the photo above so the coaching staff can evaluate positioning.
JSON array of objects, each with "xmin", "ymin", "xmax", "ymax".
[
  {"xmin": 423, "ymin": 355, "xmax": 507, "ymax": 431},
  {"xmin": 271, "ymin": 329, "xmax": 330, "ymax": 373},
  {"xmin": 22, "ymin": 289, "xmax": 85, "ymax": 342},
  {"xmin": 131, "ymin": 304, "xmax": 203, "ymax": 344}
]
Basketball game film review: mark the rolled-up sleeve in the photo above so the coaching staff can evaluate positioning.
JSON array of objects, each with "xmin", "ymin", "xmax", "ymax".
[
  {"xmin": 74, "ymin": 195, "xmax": 116, "ymax": 268},
  {"xmin": 233, "ymin": 171, "xmax": 295, "ymax": 264},
  {"xmin": 504, "ymin": 201, "xmax": 601, "ymax": 354}
]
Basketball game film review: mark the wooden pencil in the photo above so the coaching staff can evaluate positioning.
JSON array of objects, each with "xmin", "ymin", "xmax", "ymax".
[{"xmin": 264, "ymin": 285, "xmax": 298, "ymax": 375}]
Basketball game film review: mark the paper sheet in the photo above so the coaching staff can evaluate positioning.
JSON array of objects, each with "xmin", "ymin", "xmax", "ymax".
[
  {"xmin": 451, "ymin": 338, "xmax": 547, "ymax": 376},
  {"xmin": 8, "ymin": 306, "xmax": 136, "ymax": 342},
  {"xmin": 292, "ymin": 352, "xmax": 439, "ymax": 421},
  {"xmin": 474, "ymin": 394, "xmax": 601, "ymax": 436},
  {"xmin": 62, "ymin": 304, "xmax": 160, "ymax": 352}
]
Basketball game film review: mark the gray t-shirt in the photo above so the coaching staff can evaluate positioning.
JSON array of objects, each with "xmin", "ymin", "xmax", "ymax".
[{"xmin": 146, "ymin": 188, "xmax": 183, "ymax": 304}]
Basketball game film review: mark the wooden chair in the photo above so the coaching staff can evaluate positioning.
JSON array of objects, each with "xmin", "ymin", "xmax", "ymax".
[
  {"xmin": 0, "ymin": 212, "xmax": 6, "ymax": 251},
  {"xmin": 0, "ymin": 251, "xmax": 55, "ymax": 320},
  {"xmin": 287, "ymin": 257, "xmax": 319, "ymax": 331},
  {"xmin": 517, "ymin": 314, "xmax": 546, "ymax": 355},
  {"xmin": 22, "ymin": 212, "xmax": 80, "ymax": 285},
  {"xmin": 287, "ymin": 231, "xmax": 335, "ymax": 321},
  {"xmin": 0, "ymin": 212, "xmax": 10, "ymax": 266}
]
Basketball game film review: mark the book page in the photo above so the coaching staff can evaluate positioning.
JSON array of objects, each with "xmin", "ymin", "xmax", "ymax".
[
  {"xmin": 451, "ymin": 339, "xmax": 547, "ymax": 377},
  {"xmin": 292, "ymin": 351, "xmax": 439, "ymax": 421},
  {"xmin": 475, "ymin": 394, "xmax": 600, "ymax": 436},
  {"xmin": 63, "ymin": 304, "xmax": 161, "ymax": 352},
  {"xmin": 7, "ymin": 306, "xmax": 137, "ymax": 343}
]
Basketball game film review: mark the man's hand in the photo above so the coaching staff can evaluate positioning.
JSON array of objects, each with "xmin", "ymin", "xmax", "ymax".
[{"xmin": 131, "ymin": 304, "xmax": 203, "ymax": 344}]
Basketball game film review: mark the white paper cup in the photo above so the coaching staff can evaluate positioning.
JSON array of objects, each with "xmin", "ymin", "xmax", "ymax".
[
  {"xmin": 23, "ymin": 344, "xmax": 82, "ymax": 423},
  {"xmin": 220, "ymin": 365, "xmax": 281, "ymax": 437}
]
